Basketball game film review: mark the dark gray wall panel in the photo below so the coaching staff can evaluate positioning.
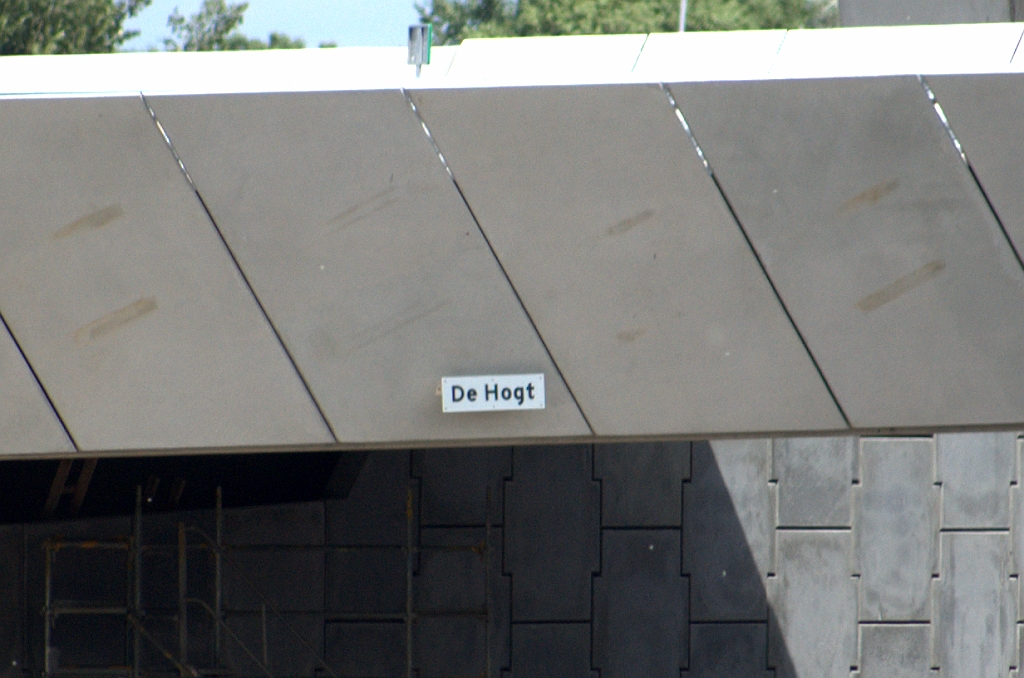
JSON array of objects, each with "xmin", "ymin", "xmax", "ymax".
[
  {"xmin": 674, "ymin": 77, "xmax": 1024, "ymax": 429},
  {"xmin": 411, "ymin": 84, "xmax": 845, "ymax": 437},
  {"xmin": 0, "ymin": 96, "xmax": 332, "ymax": 451},
  {"xmin": 148, "ymin": 91, "xmax": 589, "ymax": 444}
]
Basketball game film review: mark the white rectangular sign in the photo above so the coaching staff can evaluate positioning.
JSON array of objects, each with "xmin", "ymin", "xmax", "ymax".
[{"xmin": 442, "ymin": 374, "xmax": 545, "ymax": 413}]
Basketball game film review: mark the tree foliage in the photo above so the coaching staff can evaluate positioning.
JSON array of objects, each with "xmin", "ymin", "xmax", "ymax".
[
  {"xmin": 0, "ymin": 0, "xmax": 150, "ymax": 54},
  {"xmin": 164, "ymin": 0, "xmax": 305, "ymax": 51},
  {"xmin": 418, "ymin": 0, "xmax": 836, "ymax": 44}
]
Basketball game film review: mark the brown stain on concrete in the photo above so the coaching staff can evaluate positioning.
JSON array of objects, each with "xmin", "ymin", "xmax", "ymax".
[
  {"xmin": 839, "ymin": 179, "xmax": 900, "ymax": 214},
  {"xmin": 54, "ymin": 204, "xmax": 124, "ymax": 239},
  {"xmin": 616, "ymin": 327, "xmax": 649, "ymax": 343},
  {"xmin": 856, "ymin": 260, "xmax": 945, "ymax": 313},
  {"xmin": 607, "ymin": 209, "xmax": 654, "ymax": 237},
  {"xmin": 75, "ymin": 297, "xmax": 157, "ymax": 342}
]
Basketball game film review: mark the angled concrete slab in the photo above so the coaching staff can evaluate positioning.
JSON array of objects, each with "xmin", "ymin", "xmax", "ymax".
[
  {"xmin": 674, "ymin": 76, "xmax": 1024, "ymax": 429},
  {"xmin": 411, "ymin": 84, "xmax": 845, "ymax": 436},
  {"xmin": 0, "ymin": 96, "xmax": 332, "ymax": 451},
  {"xmin": 148, "ymin": 90, "xmax": 589, "ymax": 443}
]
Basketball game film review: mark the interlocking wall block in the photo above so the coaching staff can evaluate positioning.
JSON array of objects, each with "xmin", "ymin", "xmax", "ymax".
[
  {"xmin": 325, "ymin": 622, "xmax": 405, "ymax": 677},
  {"xmin": 418, "ymin": 527, "xmax": 510, "ymax": 671},
  {"xmin": 855, "ymin": 438, "xmax": 937, "ymax": 621},
  {"xmin": 858, "ymin": 624, "xmax": 931, "ymax": 678},
  {"xmin": 684, "ymin": 440, "xmax": 771, "ymax": 621},
  {"xmin": 327, "ymin": 450, "xmax": 411, "ymax": 546},
  {"xmin": 685, "ymin": 623, "xmax": 772, "ymax": 677},
  {"xmin": 325, "ymin": 548, "xmax": 405, "ymax": 614},
  {"xmin": 936, "ymin": 432, "xmax": 1016, "ymax": 529},
  {"xmin": 413, "ymin": 447, "xmax": 511, "ymax": 526},
  {"xmin": 222, "ymin": 549, "xmax": 324, "ymax": 612},
  {"xmin": 934, "ymin": 532, "xmax": 1015, "ymax": 678},
  {"xmin": 510, "ymin": 623, "xmax": 592, "ymax": 678},
  {"xmin": 773, "ymin": 437, "xmax": 855, "ymax": 527},
  {"xmin": 595, "ymin": 442, "xmax": 689, "ymax": 527},
  {"xmin": 225, "ymin": 613, "xmax": 323, "ymax": 677},
  {"xmin": 505, "ymin": 445, "xmax": 599, "ymax": 621},
  {"xmin": 593, "ymin": 530, "xmax": 685, "ymax": 677},
  {"xmin": 224, "ymin": 501, "xmax": 324, "ymax": 546},
  {"xmin": 770, "ymin": 531, "xmax": 857, "ymax": 678}
]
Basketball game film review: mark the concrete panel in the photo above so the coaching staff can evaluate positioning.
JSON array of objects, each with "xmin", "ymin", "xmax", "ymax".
[
  {"xmin": 839, "ymin": 0, "xmax": 1014, "ymax": 26},
  {"xmin": 327, "ymin": 450, "xmax": 411, "ymax": 547},
  {"xmin": 0, "ymin": 527, "xmax": 22, "ymax": 674},
  {"xmin": 858, "ymin": 624, "xmax": 931, "ymax": 678},
  {"xmin": 225, "ymin": 612, "xmax": 323, "ymax": 677},
  {"xmin": 855, "ymin": 438, "xmax": 937, "ymax": 621},
  {"xmin": 325, "ymin": 622, "xmax": 404, "ymax": 678},
  {"xmin": 510, "ymin": 623, "xmax": 592, "ymax": 678},
  {"xmin": 773, "ymin": 436, "xmax": 855, "ymax": 528},
  {"xmin": 505, "ymin": 445, "xmax": 599, "ymax": 621},
  {"xmin": 222, "ymin": 549, "xmax": 323, "ymax": 612},
  {"xmin": 934, "ymin": 533, "xmax": 1016, "ymax": 678},
  {"xmin": 416, "ymin": 618, "xmax": 487, "ymax": 678},
  {"xmin": 148, "ymin": 90, "xmax": 589, "ymax": 444},
  {"xmin": 686, "ymin": 623, "xmax": 771, "ymax": 678},
  {"xmin": 594, "ymin": 442, "xmax": 689, "ymax": 527},
  {"xmin": 0, "ymin": 322, "xmax": 72, "ymax": 457},
  {"xmin": 928, "ymin": 73, "xmax": 1024, "ymax": 262},
  {"xmin": 446, "ymin": 34, "xmax": 648, "ymax": 86},
  {"xmin": 593, "ymin": 530, "xmax": 685, "ymax": 678},
  {"xmin": 0, "ymin": 96, "xmax": 332, "ymax": 451},
  {"xmin": 770, "ymin": 23, "xmax": 1024, "ymax": 78},
  {"xmin": 674, "ymin": 76, "xmax": 1024, "ymax": 429},
  {"xmin": 632, "ymin": 30, "xmax": 787, "ymax": 82},
  {"xmin": 412, "ymin": 84, "xmax": 845, "ymax": 437},
  {"xmin": 937, "ymin": 432, "xmax": 1015, "ymax": 529},
  {"xmin": 413, "ymin": 447, "xmax": 511, "ymax": 526},
  {"xmin": 325, "ymin": 548, "xmax": 405, "ymax": 614},
  {"xmin": 769, "ymin": 531, "xmax": 857, "ymax": 678},
  {"xmin": 684, "ymin": 440, "xmax": 772, "ymax": 621},
  {"xmin": 224, "ymin": 501, "xmax": 324, "ymax": 546}
]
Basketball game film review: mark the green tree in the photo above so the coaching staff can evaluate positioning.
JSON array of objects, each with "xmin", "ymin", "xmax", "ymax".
[
  {"xmin": 164, "ymin": 0, "xmax": 306, "ymax": 51},
  {"xmin": 0, "ymin": 0, "xmax": 150, "ymax": 55},
  {"xmin": 418, "ymin": 0, "xmax": 836, "ymax": 44}
]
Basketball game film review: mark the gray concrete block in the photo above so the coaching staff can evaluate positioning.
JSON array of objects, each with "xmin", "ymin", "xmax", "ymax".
[
  {"xmin": 413, "ymin": 447, "xmax": 511, "ymax": 526},
  {"xmin": 327, "ymin": 450, "xmax": 412, "ymax": 546},
  {"xmin": 225, "ymin": 612, "xmax": 324, "ymax": 677},
  {"xmin": 415, "ymin": 617, "xmax": 486, "ymax": 677},
  {"xmin": 855, "ymin": 438, "xmax": 937, "ymax": 621},
  {"xmin": 684, "ymin": 440, "xmax": 771, "ymax": 621},
  {"xmin": 858, "ymin": 624, "xmax": 931, "ymax": 678},
  {"xmin": 224, "ymin": 501, "xmax": 325, "ymax": 546},
  {"xmin": 685, "ymin": 623, "xmax": 772, "ymax": 677},
  {"xmin": 325, "ymin": 548, "xmax": 405, "ymax": 614},
  {"xmin": 505, "ymin": 445, "xmax": 599, "ymax": 621},
  {"xmin": 593, "ymin": 530, "xmax": 686, "ymax": 677},
  {"xmin": 773, "ymin": 436, "xmax": 855, "ymax": 527},
  {"xmin": 325, "ymin": 622, "xmax": 404, "ymax": 677},
  {"xmin": 510, "ymin": 623, "xmax": 592, "ymax": 678},
  {"xmin": 0, "ymin": 527, "xmax": 22, "ymax": 674},
  {"xmin": 937, "ymin": 432, "xmax": 1015, "ymax": 529},
  {"xmin": 222, "ymin": 549, "xmax": 323, "ymax": 612},
  {"xmin": 769, "ymin": 531, "xmax": 857, "ymax": 678},
  {"xmin": 594, "ymin": 442, "xmax": 689, "ymax": 527},
  {"xmin": 934, "ymin": 532, "xmax": 1015, "ymax": 678}
]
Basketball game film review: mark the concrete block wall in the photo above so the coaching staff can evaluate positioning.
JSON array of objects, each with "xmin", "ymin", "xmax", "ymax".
[{"xmin": 0, "ymin": 434, "xmax": 1022, "ymax": 677}]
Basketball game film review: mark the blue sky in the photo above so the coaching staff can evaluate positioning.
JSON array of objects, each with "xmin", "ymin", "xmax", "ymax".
[{"xmin": 122, "ymin": 0, "xmax": 422, "ymax": 51}]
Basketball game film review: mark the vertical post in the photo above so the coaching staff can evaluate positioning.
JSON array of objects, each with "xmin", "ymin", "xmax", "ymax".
[
  {"xmin": 261, "ymin": 603, "xmax": 269, "ymax": 668},
  {"xmin": 405, "ymin": 485, "xmax": 414, "ymax": 678},
  {"xmin": 43, "ymin": 541, "xmax": 52, "ymax": 678},
  {"xmin": 177, "ymin": 522, "xmax": 188, "ymax": 674},
  {"xmin": 679, "ymin": 0, "xmax": 688, "ymax": 30},
  {"xmin": 214, "ymin": 486, "xmax": 223, "ymax": 666},
  {"xmin": 484, "ymin": 488, "xmax": 492, "ymax": 678},
  {"xmin": 133, "ymin": 486, "xmax": 142, "ymax": 678}
]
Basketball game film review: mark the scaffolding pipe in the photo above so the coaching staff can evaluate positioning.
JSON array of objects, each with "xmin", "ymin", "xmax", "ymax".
[
  {"xmin": 133, "ymin": 486, "xmax": 142, "ymax": 678},
  {"xmin": 485, "ymin": 487, "xmax": 492, "ymax": 678},
  {"xmin": 215, "ymin": 486, "xmax": 222, "ymax": 666},
  {"xmin": 43, "ymin": 542, "xmax": 52, "ymax": 678},
  {"xmin": 178, "ymin": 522, "xmax": 188, "ymax": 674},
  {"xmin": 405, "ymin": 485, "xmax": 414, "ymax": 678}
]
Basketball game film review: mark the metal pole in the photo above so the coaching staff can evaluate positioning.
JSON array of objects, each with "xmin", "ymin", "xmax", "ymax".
[
  {"xmin": 178, "ymin": 522, "xmax": 188, "ymax": 674},
  {"xmin": 43, "ymin": 542, "xmax": 52, "ymax": 678},
  {"xmin": 484, "ymin": 488, "xmax": 492, "ymax": 678},
  {"xmin": 133, "ymin": 486, "xmax": 142, "ymax": 678},
  {"xmin": 261, "ymin": 603, "xmax": 269, "ymax": 668},
  {"xmin": 680, "ymin": 0, "xmax": 688, "ymax": 30},
  {"xmin": 405, "ymin": 485, "xmax": 414, "ymax": 678},
  {"xmin": 214, "ymin": 486, "xmax": 223, "ymax": 666}
]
